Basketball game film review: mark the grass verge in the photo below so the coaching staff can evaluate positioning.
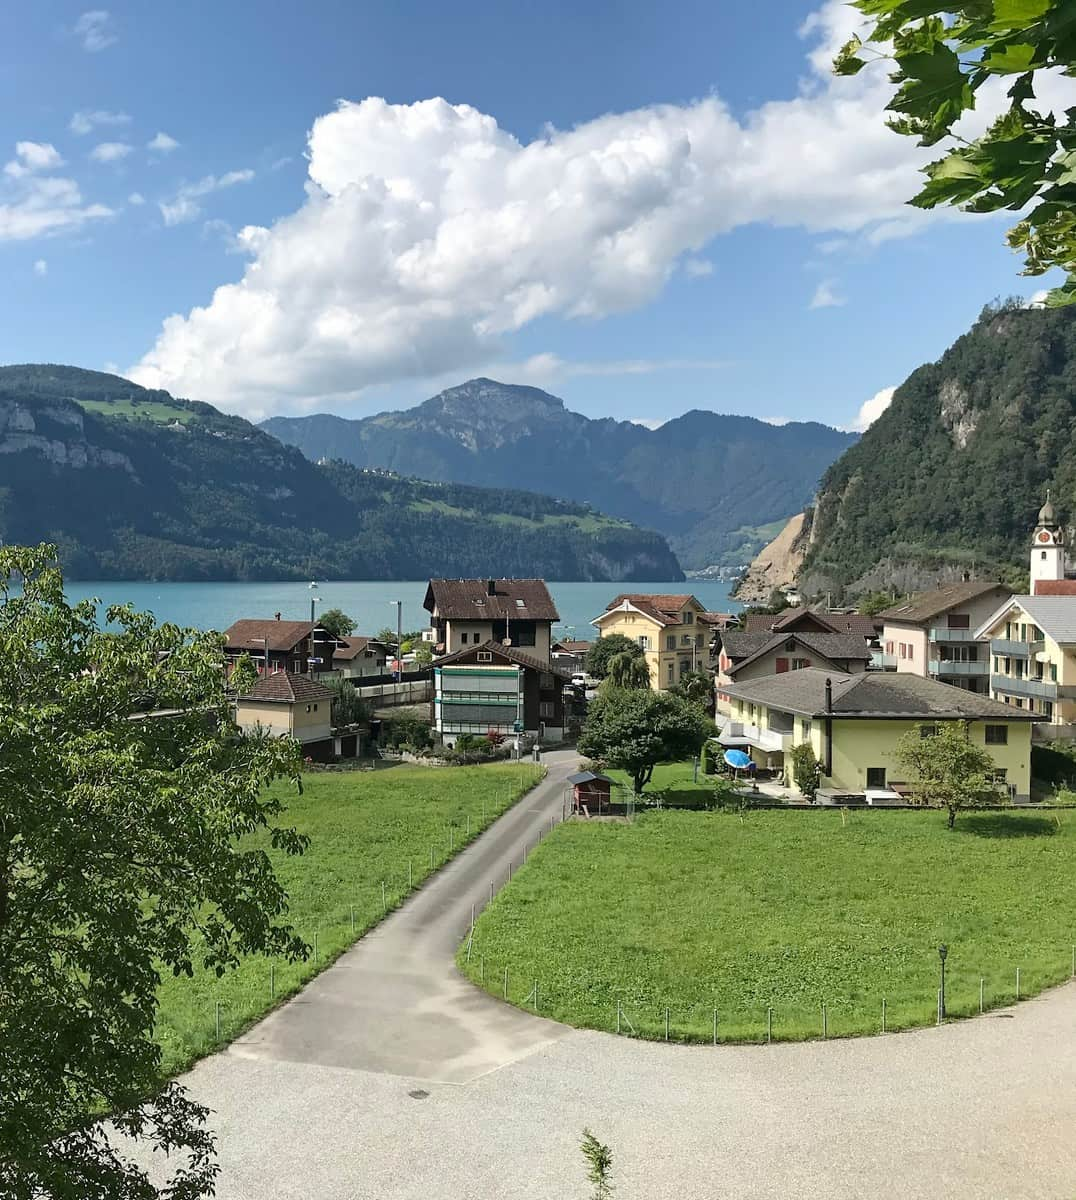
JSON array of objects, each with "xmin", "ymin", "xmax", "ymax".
[
  {"xmin": 156, "ymin": 761, "xmax": 543, "ymax": 1074},
  {"xmin": 459, "ymin": 805, "xmax": 1076, "ymax": 1042}
]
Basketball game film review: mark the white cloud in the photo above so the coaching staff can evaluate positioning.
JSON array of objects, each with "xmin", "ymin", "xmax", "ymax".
[
  {"xmin": 0, "ymin": 173, "xmax": 113, "ymax": 241},
  {"xmin": 684, "ymin": 257, "xmax": 713, "ymax": 278},
  {"xmin": 761, "ymin": 416, "xmax": 792, "ymax": 426},
  {"xmin": 72, "ymin": 10, "xmax": 117, "ymax": 53},
  {"xmin": 808, "ymin": 279, "xmax": 845, "ymax": 309},
  {"xmin": 848, "ymin": 385, "xmax": 895, "ymax": 432},
  {"xmin": 131, "ymin": 0, "xmax": 1026, "ymax": 418},
  {"xmin": 147, "ymin": 132, "xmax": 180, "ymax": 153},
  {"xmin": 630, "ymin": 417, "xmax": 666, "ymax": 430},
  {"xmin": 271, "ymin": 156, "xmax": 294, "ymax": 171},
  {"xmin": 33, "ymin": 258, "xmax": 47, "ymax": 276},
  {"xmin": 70, "ymin": 109, "xmax": 130, "ymax": 135},
  {"xmin": 1027, "ymin": 289, "xmax": 1050, "ymax": 308},
  {"xmin": 128, "ymin": 191, "xmax": 145, "ymax": 205},
  {"xmin": 4, "ymin": 142, "xmax": 64, "ymax": 179},
  {"xmin": 158, "ymin": 169, "xmax": 254, "ymax": 226},
  {"xmin": 89, "ymin": 141, "xmax": 132, "ymax": 163},
  {"xmin": 508, "ymin": 353, "xmax": 727, "ymax": 383}
]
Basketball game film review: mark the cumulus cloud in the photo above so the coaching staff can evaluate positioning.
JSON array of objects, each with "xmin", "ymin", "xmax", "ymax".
[
  {"xmin": 0, "ymin": 174, "xmax": 112, "ymax": 241},
  {"xmin": 683, "ymin": 257, "xmax": 714, "ymax": 278},
  {"xmin": 630, "ymin": 418, "xmax": 666, "ymax": 430},
  {"xmin": 147, "ymin": 131, "xmax": 180, "ymax": 153},
  {"xmin": 848, "ymin": 385, "xmax": 895, "ymax": 432},
  {"xmin": 90, "ymin": 141, "xmax": 132, "ymax": 163},
  {"xmin": 4, "ymin": 142, "xmax": 64, "ymax": 179},
  {"xmin": 72, "ymin": 10, "xmax": 117, "ymax": 52},
  {"xmin": 761, "ymin": 415, "xmax": 792, "ymax": 426},
  {"xmin": 132, "ymin": 0, "xmax": 1029, "ymax": 418},
  {"xmin": 70, "ymin": 109, "xmax": 129, "ymax": 135},
  {"xmin": 158, "ymin": 169, "xmax": 254, "ymax": 226},
  {"xmin": 128, "ymin": 191, "xmax": 145, "ymax": 205},
  {"xmin": 33, "ymin": 258, "xmax": 47, "ymax": 276},
  {"xmin": 809, "ymin": 279, "xmax": 845, "ymax": 309}
]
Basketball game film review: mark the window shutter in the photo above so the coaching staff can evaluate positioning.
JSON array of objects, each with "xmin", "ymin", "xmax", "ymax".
[{"xmin": 775, "ymin": 658, "xmax": 789, "ymax": 673}]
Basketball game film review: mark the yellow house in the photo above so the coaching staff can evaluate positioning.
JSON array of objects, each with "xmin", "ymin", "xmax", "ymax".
[
  {"xmin": 976, "ymin": 594, "xmax": 1076, "ymax": 732},
  {"xmin": 591, "ymin": 593, "xmax": 709, "ymax": 689},
  {"xmin": 716, "ymin": 668, "xmax": 1036, "ymax": 801},
  {"xmin": 236, "ymin": 672, "xmax": 334, "ymax": 747}
]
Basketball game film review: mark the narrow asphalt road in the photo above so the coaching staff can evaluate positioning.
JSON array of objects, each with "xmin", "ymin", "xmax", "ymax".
[{"xmin": 231, "ymin": 749, "xmax": 579, "ymax": 1083}]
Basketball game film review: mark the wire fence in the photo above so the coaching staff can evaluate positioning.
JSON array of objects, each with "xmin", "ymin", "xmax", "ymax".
[{"xmin": 457, "ymin": 946, "xmax": 1076, "ymax": 1044}]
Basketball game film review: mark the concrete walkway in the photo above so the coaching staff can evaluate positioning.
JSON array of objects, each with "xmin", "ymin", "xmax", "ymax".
[
  {"xmin": 146, "ymin": 754, "xmax": 1076, "ymax": 1198},
  {"xmin": 231, "ymin": 749, "xmax": 578, "ymax": 1083}
]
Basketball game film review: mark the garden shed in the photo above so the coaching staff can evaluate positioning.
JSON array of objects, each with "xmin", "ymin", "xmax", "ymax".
[{"xmin": 568, "ymin": 770, "xmax": 613, "ymax": 816}]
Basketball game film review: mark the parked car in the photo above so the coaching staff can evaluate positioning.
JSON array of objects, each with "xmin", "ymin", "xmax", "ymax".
[{"xmin": 571, "ymin": 672, "xmax": 599, "ymax": 690}]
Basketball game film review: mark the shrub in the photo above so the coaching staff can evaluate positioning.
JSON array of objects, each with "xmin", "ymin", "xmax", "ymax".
[{"xmin": 789, "ymin": 742, "xmax": 820, "ymax": 798}]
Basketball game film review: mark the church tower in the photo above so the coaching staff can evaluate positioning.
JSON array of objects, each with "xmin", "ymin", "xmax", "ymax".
[{"xmin": 1031, "ymin": 491, "xmax": 1065, "ymax": 593}]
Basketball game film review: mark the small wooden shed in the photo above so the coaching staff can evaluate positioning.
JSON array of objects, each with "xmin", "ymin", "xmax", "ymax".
[{"xmin": 568, "ymin": 770, "xmax": 613, "ymax": 816}]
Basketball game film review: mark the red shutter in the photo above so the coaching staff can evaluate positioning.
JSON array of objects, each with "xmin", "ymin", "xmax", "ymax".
[{"xmin": 775, "ymin": 658, "xmax": 789, "ymax": 673}]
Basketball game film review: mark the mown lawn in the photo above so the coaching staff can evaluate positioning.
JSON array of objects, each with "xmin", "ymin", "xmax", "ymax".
[
  {"xmin": 156, "ymin": 762, "xmax": 542, "ymax": 1075},
  {"xmin": 460, "ymin": 805, "xmax": 1076, "ymax": 1042}
]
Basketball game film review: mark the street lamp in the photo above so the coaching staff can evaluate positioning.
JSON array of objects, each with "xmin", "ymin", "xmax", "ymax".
[
  {"xmin": 389, "ymin": 599, "xmax": 402, "ymax": 682},
  {"xmin": 938, "ymin": 943, "xmax": 948, "ymax": 1019}
]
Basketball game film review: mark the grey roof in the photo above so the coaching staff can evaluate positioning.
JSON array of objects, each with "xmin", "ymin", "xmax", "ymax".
[
  {"xmin": 718, "ymin": 667, "xmax": 1037, "ymax": 721},
  {"xmin": 723, "ymin": 630, "xmax": 873, "ymax": 672},
  {"xmin": 567, "ymin": 770, "xmax": 613, "ymax": 786},
  {"xmin": 878, "ymin": 581, "xmax": 1011, "ymax": 624},
  {"xmin": 1008, "ymin": 595, "xmax": 1076, "ymax": 643},
  {"xmin": 435, "ymin": 639, "xmax": 571, "ymax": 679}
]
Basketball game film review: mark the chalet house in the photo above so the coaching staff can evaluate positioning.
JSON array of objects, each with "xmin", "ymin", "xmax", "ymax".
[
  {"xmin": 878, "ymin": 581, "xmax": 1013, "ymax": 694},
  {"xmin": 551, "ymin": 639, "xmax": 592, "ymax": 674},
  {"xmin": 716, "ymin": 668, "xmax": 1036, "ymax": 801},
  {"xmin": 716, "ymin": 627, "xmax": 872, "ymax": 687},
  {"xmin": 330, "ymin": 636, "xmax": 389, "ymax": 679},
  {"xmin": 424, "ymin": 578, "xmax": 559, "ymax": 660},
  {"xmin": 591, "ymin": 593, "xmax": 709, "ymax": 690},
  {"xmin": 223, "ymin": 617, "xmax": 337, "ymax": 677},
  {"xmin": 741, "ymin": 607, "xmax": 880, "ymax": 644},
  {"xmin": 432, "ymin": 641, "xmax": 569, "ymax": 746}
]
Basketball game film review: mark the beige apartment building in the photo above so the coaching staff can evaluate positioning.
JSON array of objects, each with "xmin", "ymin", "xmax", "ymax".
[
  {"xmin": 424, "ymin": 578, "xmax": 558, "ymax": 661},
  {"xmin": 878, "ymin": 581, "xmax": 1013, "ymax": 694},
  {"xmin": 591, "ymin": 593, "xmax": 708, "ymax": 689}
]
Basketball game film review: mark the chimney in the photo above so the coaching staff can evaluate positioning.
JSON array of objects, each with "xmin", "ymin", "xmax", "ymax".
[{"xmin": 487, "ymin": 579, "xmax": 497, "ymax": 596}]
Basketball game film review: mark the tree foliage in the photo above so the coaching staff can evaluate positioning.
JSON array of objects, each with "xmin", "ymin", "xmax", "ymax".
[
  {"xmin": 669, "ymin": 669, "xmax": 714, "ymax": 711},
  {"xmin": 0, "ymin": 545, "xmax": 309, "ymax": 1198},
  {"xmin": 789, "ymin": 742, "xmax": 821, "ymax": 799},
  {"xmin": 580, "ymin": 1128, "xmax": 614, "ymax": 1200},
  {"xmin": 229, "ymin": 650, "xmax": 259, "ymax": 696},
  {"xmin": 324, "ymin": 677, "xmax": 371, "ymax": 727},
  {"xmin": 584, "ymin": 634, "xmax": 644, "ymax": 680},
  {"xmin": 896, "ymin": 720, "xmax": 1001, "ymax": 828},
  {"xmin": 603, "ymin": 651, "xmax": 652, "ymax": 690},
  {"xmin": 578, "ymin": 688, "xmax": 710, "ymax": 795},
  {"xmin": 837, "ymin": 1, "xmax": 1076, "ymax": 305},
  {"xmin": 318, "ymin": 607, "xmax": 356, "ymax": 639}
]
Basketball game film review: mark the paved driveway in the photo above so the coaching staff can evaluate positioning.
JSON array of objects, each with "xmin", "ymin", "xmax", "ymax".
[{"xmin": 147, "ymin": 752, "xmax": 1076, "ymax": 1199}]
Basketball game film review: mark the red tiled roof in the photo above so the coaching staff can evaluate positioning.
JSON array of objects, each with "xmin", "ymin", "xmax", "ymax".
[
  {"xmin": 224, "ymin": 618, "xmax": 318, "ymax": 653},
  {"xmin": 332, "ymin": 636, "xmax": 385, "ymax": 661},
  {"xmin": 239, "ymin": 672, "xmax": 334, "ymax": 704},
  {"xmin": 1032, "ymin": 580, "xmax": 1076, "ymax": 596},
  {"xmin": 597, "ymin": 593, "xmax": 702, "ymax": 627},
  {"xmin": 743, "ymin": 609, "xmax": 878, "ymax": 638},
  {"xmin": 424, "ymin": 578, "xmax": 559, "ymax": 621},
  {"xmin": 697, "ymin": 611, "xmax": 739, "ymax": 628}
]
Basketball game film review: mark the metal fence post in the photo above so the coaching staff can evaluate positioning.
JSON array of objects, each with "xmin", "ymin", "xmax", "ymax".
[
  {"xmin": 713, "ymin": 1008, "xmax": 718, "ymax": 1046},
  {"xmin": 314, "ymin": 931, "xmax": 318, "ymax": 962},
  {"xmin": 503, "ymin": 966, "xmax": 509, "ymax": 999},
  {"xmin": 408, "ymin": 860, "xmax": 413, "ymax": 889},
  {"xmin": 1016, "ymin": 966, "xmax": 1021, "ymax": 999},
  {"xmin": 767, "ymin": 1007, "xmax": 772, "ymax": 1044},
  {"xmin": 617, "ymin": 1000, "xmax": 622, "ymax": 1035},
  {"xmin": 881, "ymin": 996, "xmax": 886, "ymax": 1034},
  {"xmin": 270, "ymin": 963, "xmax": 275, "ymax": 999},
  {"xmin": 664, "ymin": 1007, "xmax": 670, "ymax": 1041},
  {"xmin": 350, "ymin": 904, "xmax": 355, "ymax": 934},
  {"xmin": 980, "ymin": 977, "xmax": 984, "ymax": 1014},
  {"xmin": 534, "ymin": 980, "xmax": 539, "ymax": 1012},
  {"xmin": 215, "ymin": 1000, "xmax": 221, "ymax": 1039},
  {"xmin": 381, "ymin": 881, "xmax": 386, "ymax": 912},
  {"xmin": 822, "ymin": 1003, "xmax": 827, "ymax": 1039}
]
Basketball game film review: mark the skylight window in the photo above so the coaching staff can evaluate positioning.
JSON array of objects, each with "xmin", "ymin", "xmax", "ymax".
[{"xmin": 515, "ymin": 599, "xmax": 526, "ymax": 607}]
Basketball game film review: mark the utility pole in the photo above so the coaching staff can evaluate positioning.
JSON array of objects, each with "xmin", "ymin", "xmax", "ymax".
[{"xmin": 389, "ymin": 599, "xmax": 402, "ymax": 681}]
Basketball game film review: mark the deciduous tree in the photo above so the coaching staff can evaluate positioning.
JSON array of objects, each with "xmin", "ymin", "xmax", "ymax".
[
  {"xmin": 896, "ymin": 720, "xmax": 1000, "ymax": 828},
  {"xmin": 584, "ymin": 634, "xmax": 644, "ymax": 680},
  {"xmin": 836, "ymin": 1, "xmax": 1076, "ymax": 305},
  {"xmin": 0, "ymin": 545, "xmax": 309, "ymax": 1198},
  {"xmin": 604, "ymin": 651, "xmax": 652, "ymax": 690},
  {"xmin": 578, "ymin": 688, "xmax": 710, "ymax": 796},
  {"xmin": 318, "ymin": 607, "xmax": 357, "ymax": 639}
]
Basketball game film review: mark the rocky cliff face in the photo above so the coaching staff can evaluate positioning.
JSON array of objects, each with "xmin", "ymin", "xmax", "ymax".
[
  {"xmin": 734, "ymin": 511, "xmax": 811, "ymax": 604},
  {"xmin": 0, "ymin": 395, "xmax": 135, "ymax": 474}
]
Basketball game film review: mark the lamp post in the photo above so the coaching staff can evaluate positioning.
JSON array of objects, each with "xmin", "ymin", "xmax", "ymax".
[
  {"xmin": 389, "ymin": 599, "xmax": 402, "ymax": 682},
  {"xmin": 938, "ymin": 943, "xmax": 948, "ymax": 1019},
  {"xmin": 308, "ymin": 588, "xmax": 321, "ymax": 677}
]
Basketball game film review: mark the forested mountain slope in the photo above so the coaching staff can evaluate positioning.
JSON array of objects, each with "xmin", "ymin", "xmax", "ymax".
[
  {"xmin": 0, "ymin": 366, "xmax": 681, "ymax": 581},
  {"xmin": 799, "ymin": 302, "xmax": 1076, "ymax": 596},
  {"xmin": 262, "ymin": 378, "xmax": 857, "ymax": 570}
]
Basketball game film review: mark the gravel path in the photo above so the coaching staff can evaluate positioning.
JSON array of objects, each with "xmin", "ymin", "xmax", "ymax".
[{"xmin": 143, "ymin": 754, "xmax": 1076, "ymax": 1198}]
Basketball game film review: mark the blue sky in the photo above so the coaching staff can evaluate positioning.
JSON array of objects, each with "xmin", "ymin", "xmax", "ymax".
[{"xmin": 0, "ymin": 2, "xmax": 1061, "ymax": 431}]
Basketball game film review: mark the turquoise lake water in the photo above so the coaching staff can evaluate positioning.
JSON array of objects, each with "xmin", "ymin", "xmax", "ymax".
[{"xmin": 57, "ymin": 579, "xmax": 739, "ymax": 637}]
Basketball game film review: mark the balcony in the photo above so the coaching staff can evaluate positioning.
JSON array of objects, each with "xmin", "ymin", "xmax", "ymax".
[
  {"xmin": 930, "ymin": 659, "xmax": 988, "ymax": 677},
  {"xmin": 871, "ymin": 652, "xmax": 897, "ymax": 670},
  {"xmin": 929, "ymin": 627, "xmax": 977, "ymax": 643},
  {"xmin": 991, "ymin": 673, "xmax": 1056, "ymax": 701},
  {"xmin": 717, "ymin": 719, "xmax": 791, "ymax": 754},
  {"xmin": 991, "ymin": 637, "xmax": 1041, "ymax": 658}
]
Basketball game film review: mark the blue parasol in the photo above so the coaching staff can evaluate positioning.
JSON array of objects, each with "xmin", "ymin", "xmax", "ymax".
[{"xmin": 723, "ymin": 749, "xmax": 752, "ymax": 770}]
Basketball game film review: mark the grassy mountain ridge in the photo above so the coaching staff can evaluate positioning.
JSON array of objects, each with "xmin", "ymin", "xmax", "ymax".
[
  {"xmin": 261, "ymin": 378, "xmax": 858, "ymax": 570},
  {"xmin": 0, "ymin": 365, "xmax": 682, "ymax": 582},
  {"xmin": 799, "ymin": 301, "xmax": 1076, "ymax": 595}
]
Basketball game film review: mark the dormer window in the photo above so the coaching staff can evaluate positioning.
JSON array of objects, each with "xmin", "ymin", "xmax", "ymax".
[
  {"xmin": 683, "ymin": 612, "xmax": 694, "ymax": 623},
  {"xmin": 473, "ymin": 598, "xmax": 485, "ymax": 606}
]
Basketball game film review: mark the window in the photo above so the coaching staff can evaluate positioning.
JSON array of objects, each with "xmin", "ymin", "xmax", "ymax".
[
  {"xmin": 539, "ymin": 701, "xmax": 555, "ymax": 719},
  {"xmin": 801, "ymin": 719, "xmax": 812, "ymax": 739},
  {"xmin": 313, "ymin": 703, "xmax": 318, "ymax": 712},
  {"xmin": 919, "ymin": 725, "xmax": 938, "ymax": 738},
  {"xmin": 305, "ymin": 704, "xmax": 311, "ymax": 713},
  {"xmin": 1050, "ymin": 663, "xmax": 1058, "ymax": 682},
  {"xmin": 667, "ymin": 634, "xmax": 676, "ymax": 650},
  {"xmin": 683, "ymin": 611, "xmax": 694, "ymax": 624},
  {"xmin": 667, "ymin": 663, "xmax": 674, "ymax": 684},
  {"xmin": 866, "ymin": 767, "xmax": 887, "ymax": 789},
  {"xmin": 947, "ymin": 613, "xmax": 970, "ymax": 630},
  {"xmin": 1043, "ymin": 700, "xmax": 1054, "ymax": 720},
  {"xmin": 1015, "ymin": 698, "xmax": 1025, "ymax": 709},
  {"xmin": 791, "ymin": 658, "xmax": 811, "ymax": 670},
  {"xmin": 885, "ymin": 640, "xmax": 894, "ymax": 655},
  {"xmin": 515, "ymin": 599, "xmax": 526, "ymax": 608},
  {"xmin": 637, "ymin": 635, "xmax": 650, "ymax": 650},
  {"xmin": 984, "ymin": 725, "xmax": 1008, "ymax": 745},
  {"xmin": 477, "ymin": 651, "xmax": 493, "ymax": 663},
  {"xmin": 681, "ymin": 634, "xmax": 692, "ymax": 646}
]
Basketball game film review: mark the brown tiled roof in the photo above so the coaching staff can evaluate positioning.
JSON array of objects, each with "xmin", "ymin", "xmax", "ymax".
[
  {"xmin": 224, "ymin": 618, "xmax": 318, "ymax": 653},
  {"xmin": 723, "ymin": 630, "xmax": 873, "ymax": 673},
  {"xmin": 239, "ymin": 672, "xmax": 334, "ymax": 704},
  {"xmin": 743, "ymin": 609, "xmax": 878, "ymax": 638},
  {"xmin": 1032, "ymin": 580, "xmax": 1076, "ymax": 596},
  {"xmin": 553, "ymin": 639, "xmax": 592, "ymax": 653},
  {"xmin": 332, "ymin": 636, "xmax": 384, "ymax": 661},
  {"xmin": 879, "ymin": 582, "xmax": 1011, "ymax": 624},
  {"xmin": 697, "ymin": 611, "xmax": 739, "ymax": 628},
  {"xmin": 597, "ymin": 593, "xmax": 702, "ymax": 627},
  {"xmin": 435, "ymin": 640, "xmax": 571, "ymax": 679},
  {"xmin": 424, "ymin": 579, "xmax": 559, "ymax": 621}
]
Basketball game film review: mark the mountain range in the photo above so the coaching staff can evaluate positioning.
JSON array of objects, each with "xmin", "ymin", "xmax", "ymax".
[
  {"xmin": 261, "ymin": 380, "xmax": 858, "ymax": 571},
  {"xmin": 799, "ymin": 300, "xmax": 1076, "ymax": 597},
  {"xmin": 0, "ymin": 365, "xmax": 681, "ymax": 582}
]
